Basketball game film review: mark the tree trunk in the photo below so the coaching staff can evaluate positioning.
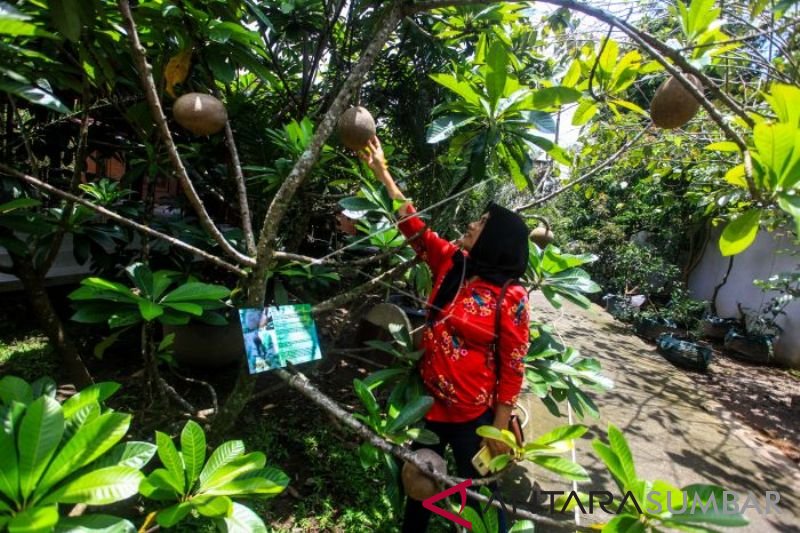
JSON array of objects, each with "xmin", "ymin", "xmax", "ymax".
[{"xmin": 13, "ymin": 258, "xmax": 93, "ymax": 388}]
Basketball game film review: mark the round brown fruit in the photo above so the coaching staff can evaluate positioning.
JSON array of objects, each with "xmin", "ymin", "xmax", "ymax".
[
  {"xmin": 338, "ymin": 106, "xmax": 376, "ymax": 151},
  {"xmin": 530, "ymin": 226, "xmax": 554, "ymax": 248},
  {"xmin": 172, "ymin": 93, "xmax": 228, "ymax": 136},
  {"xmin": 401, "ymin": 449, "xmax": 446, "ymax": 501},
  {"xmin": 650, "ymin": 74, "xmax": 703, "ymax": 129}
]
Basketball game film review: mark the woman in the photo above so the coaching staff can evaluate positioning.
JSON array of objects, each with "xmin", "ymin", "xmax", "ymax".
[{"xmin": 359, "ymin": 136, "xmax": 530, "ymax": 532}]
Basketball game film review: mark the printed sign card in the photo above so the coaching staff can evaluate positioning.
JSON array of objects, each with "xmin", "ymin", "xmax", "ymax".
[{"xmin": 238, "ymin": 304, "xmax": 322, "ymax": 374}]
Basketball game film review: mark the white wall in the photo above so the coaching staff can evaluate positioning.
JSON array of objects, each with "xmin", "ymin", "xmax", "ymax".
[{"xmin": 688, "ymin": 225, "xmax": 800, "ymax": 368}]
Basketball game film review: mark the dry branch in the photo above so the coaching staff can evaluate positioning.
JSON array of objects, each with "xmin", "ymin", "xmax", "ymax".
[
  {"xmin": 0, "ymin": 164, "xmax": 249, "ymax": 276},
  {"xmin": 117, "ymin": 0, "xmax": 253, "ymax": 267},
  {"xmin": 223, "ymin": 120, "xmax": 257, "ymax": 256}
]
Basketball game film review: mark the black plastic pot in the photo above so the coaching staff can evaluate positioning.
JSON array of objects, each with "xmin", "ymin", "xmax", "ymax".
[
  {"xmin": 656, "ymin": 333, "xmax": 712, "ymax": 371},
  {"xmin": 635, "ymin": 317, "xmax": 679, "ymax": 341},
  {"xmin": 723, "ymin": 330, "xmax": 775, "ymax": 364},
  {"xmin": 701, "ymin": 317, "xmax": 738, "ymax": 340}
]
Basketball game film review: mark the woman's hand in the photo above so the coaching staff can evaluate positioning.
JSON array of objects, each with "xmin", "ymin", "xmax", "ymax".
[
  {"xmin": 482, "ymin": 437, "xmax": 512, "ymax": 458},
  {"xmin": 358, "ymin": 136, "xmax": 387, "ymax": 174}
]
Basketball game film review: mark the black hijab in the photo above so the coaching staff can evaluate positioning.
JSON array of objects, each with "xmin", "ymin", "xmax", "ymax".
[{"xmin": 429, "ymin": 202, "xmax": 529, "ymax": 321}]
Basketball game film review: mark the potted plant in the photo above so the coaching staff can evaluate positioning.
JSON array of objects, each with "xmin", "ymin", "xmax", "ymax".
[
  {"xmin": 656, "ymin": 333, "xmax": 713, "ymax": 371},
  {"xmin": 700, "ymin": 316, "xmax": 739, "ymax": 340}
]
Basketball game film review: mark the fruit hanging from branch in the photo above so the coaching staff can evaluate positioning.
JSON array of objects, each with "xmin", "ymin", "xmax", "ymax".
[
  {"xmin": 401, "ymin": 448, "xmax": 446, "ymax": 501},
  {"xmin": 650, "ymin": 74, "xmax": 703, "ymax": 129},
  {"xmin": 172, "ymin": 92, "xmax": 228, "ymax": 136},
  {"xmin": 338, "ymin": 106, "xmax": 376, "ymax": 151},
  {"xmin": 530, "ymin": 225, "xmax": 555, "ymax": 248}
]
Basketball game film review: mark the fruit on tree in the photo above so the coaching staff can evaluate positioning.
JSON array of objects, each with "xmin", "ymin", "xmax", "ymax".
[
  {"xmin": 337, "ymin": 106, "xmax": 376, "ymax": 151},
  {"xmin": 530, "ymin": 226, "xmax": 554, "ymax": 248},
  {"xmin": 401, "ymin": 448, "xmax": 446, "ymax": 501},
  {"xmin": 172, "ymin": 92, "xmax": 228, "ymax": 135},
  {"xmin": 650, "ymin": 74, "xmax": 703, "ymax": 129}
]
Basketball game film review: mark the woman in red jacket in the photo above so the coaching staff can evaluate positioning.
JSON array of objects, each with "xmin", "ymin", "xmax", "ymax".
[{"xmin": 360, "ymin": 137, "xmax": 530, "ymax": 532}]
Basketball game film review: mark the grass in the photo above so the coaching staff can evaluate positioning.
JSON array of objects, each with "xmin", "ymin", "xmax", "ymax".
[{"xmin": 0, "ymin": 331, "xmax": 58, "ymax": 382}]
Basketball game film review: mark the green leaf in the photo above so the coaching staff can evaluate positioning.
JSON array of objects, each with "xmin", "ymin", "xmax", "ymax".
[
  {"xmin": 531, "ymin": 456, "xmax": 589, "ymax": 481},
  {"xmin": 485, "ymin": 41, "xmax": 508, "ymax": 110},
  {"xmin": 163, "ymin": 302, "xmax": 204, "ymax": 316},
  {"xmin": 18, "ymin": 396, "xmax": 64, "ymax": 499},
  {"xmin": 181, "ymin": 420, "xmax": 206, "ymax": 488},
  {"xmin": 460, "ymin": 506, "xmax": 488, "ymax": 533},
  {"xmin": 0, "ymin": 198, "xmax": 41, "ymax": 214},
  {"xmin": 54, "ymin": 515, "xmax": 136, "ymax": 533},
  {"xmin": 601, "ymin": 514, "xmax": 646, "ymax": 532},
  {"xmin": 430, "ymin": 73, "xmax": 480, "ymax": 106},
  {"xmin": 608, "ymin": 425, "xmax": 636, "ymax": 485},
  {"xmin": 363, "ymin": 368, "xmax": 407, "ymax": 390},
  {"xmin": 405, "ymin": 428, "xmax": 440, "ymax": 445},
  {"xmin": 37, "ymin": 412, "xmax": 132, "ymax": 496},
  {"xmin": 92, "ymin": 441, "xmax": 157, "ymax": 471},
  {"xmin": 200, "ymin": 452, "xmax": 266, "ymax": 493},
  {"xmin": 533, "ymin": 424, "xmax": 587, "ymax": 445},
  {"xmin": 7, "ymin": 504, "xmax": 58, "ymax": 533},
  {"xmin": 216, "ymin": 502, "xmax": 267, "ymax": 533},
  {"xmin": 139, "ymin": 468, "xmax": 183, "ymax": 498},
  {"xmin": 778, "ymin": 194, "xmax": 800, "ymax": 236},
  {"xmin": 41, "ymin": 465, "xmax": 142, "ymax": 505},
  {"xmin": 156, "ymin": 431, "xmax": 186, "ymax": 494},
  {"xmin": 202, "ymin": 468, "xmax": 288, "ymax": 497},
  {"xmin": 161, "ymin": 283, "xmax": 230, "ymax": 304},
  {"xmin": 572, "ymin": 99, "xmax": 598, "ymax": 126},
  {"xmin": 0, "ymin": 375, "xmax": 33, "ymax": 405},
  {"xmin": 155, "ymin": 502, "xmax": 193, "ymax": 528},
  {"xmin": 353, "ymin": 379, "xmax": 380, "ymax": 422},
  {"xmin": 50, "ymin": 0, "xmax": 82, "ymax": 41},
  {"xmin": 723, "ymin": 164, "xmax": 748, "ymax": 189},
  {"xmin": 668, "ymin": 484, "xmax": 749, "ymax": 527},
  {"xmin": 137, "ymin": 300, "xmax": 163, "ymax": 321},
  {"xmin": 763, "ymin": 84, "xmax": 800, "ymax": 125},
  {"xmin": 488, "ymin": 453, "xmax": 511, "ymax": 472},
  {"xmin": 0, "ymin": 405, "xmax": 20, "ymax": 501},
  {"xmin": 719, "ymin": 210, "xmax": 760, "ymax": 256},
  {"xmin": 426, "ymin": 114, "xmax": 477, "ymax": 144},
  {"xmin": 598, "ymin": 38, "xmax": 619, "ymax": 76},
  {"xmin": 194, "ymin": 495, "xmax": 233, "ymax": 518},
  {"xmin": 385, "ymin": 396, "xmax": 434, "ymax": 435},
  {"xmin": 198, "ymin": 440, "xmax": 245, "ymax": 488},
  {"xmin": 62, "ymin": 383, "xmax": 120, "ymax": 420},
  {"xmin": 476, "ymin": 425, "xmax": 518, "ymax": 450},
  {"xmin": 753, "ymin": 122, "xmax": 800, "ymax": 190},
  {"xmin": 530, "ymin": 86, "xmax": 582, "ymax": 109},
  {"xmin": 705, "ymin": 141, "xmax": 740, "ymax": 152}
]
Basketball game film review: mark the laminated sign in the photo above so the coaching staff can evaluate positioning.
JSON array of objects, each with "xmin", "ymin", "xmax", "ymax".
[{"xmin": 238, "ymin": 305, "xmax": 322, "ymax": 373}]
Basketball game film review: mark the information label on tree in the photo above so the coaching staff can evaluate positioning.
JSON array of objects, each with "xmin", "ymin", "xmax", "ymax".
[{"xmin": 238, "ymin": 305, "xmax": 322, "ymax": 373}]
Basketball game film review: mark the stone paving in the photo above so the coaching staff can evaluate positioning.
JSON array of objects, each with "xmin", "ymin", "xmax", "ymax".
[{"xmin": 501, "ymin": 292, "xmax": 799, "ymax": 532}]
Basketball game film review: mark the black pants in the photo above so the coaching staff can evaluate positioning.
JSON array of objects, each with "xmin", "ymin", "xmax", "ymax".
[{"xmin": 401, "ymin": 409, "xmax": 508, "ymax": 533}]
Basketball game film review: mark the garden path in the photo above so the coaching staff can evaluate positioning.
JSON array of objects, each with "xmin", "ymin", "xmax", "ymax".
[{"xmin": 504, "ymin": 292, "xmax": 800, "ymax": 533}]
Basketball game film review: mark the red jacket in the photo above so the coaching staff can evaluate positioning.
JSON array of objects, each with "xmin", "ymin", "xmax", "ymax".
[{"xmin": 398, "ymin": 205, "xmax": 530, "ymax": 422}]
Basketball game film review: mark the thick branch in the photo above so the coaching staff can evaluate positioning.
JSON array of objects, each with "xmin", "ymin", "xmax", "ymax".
[
  {"xmin": 0, "ymin": 164, "xmax": 249, "ymax": 276},
  {"xmin": 275, "ymin": 368, "xmax": 592, "ymax": 531},
  {"xmin": 117, "ymin": 0, "xmax": 252, "ymax": 266},
  {"xmin": 517, "ymin": 126, "xmax": 649, "ymax": 212},
  {"xmin": 251, "ymin": 2, "xmax": 406, "ymax": 299}
]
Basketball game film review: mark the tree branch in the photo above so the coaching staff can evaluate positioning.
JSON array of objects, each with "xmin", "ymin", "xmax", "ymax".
[
  {"xmin": 223, "ymin": 120, "xmax": 256, "ymax": 255},
  {"xmin": 517, "ymin": 126, "xmax": 649, "ymax": 212},
  {"xmin": 249, "ymin": 1, "xmax": 406, "ymax": 305},
  {"xmin": 0, "ymin": 163, "xmax": 250, "ymax": 276},
  {"xmin": 117, "ymin": 0, "xmax": 253, "ymax": 267}
]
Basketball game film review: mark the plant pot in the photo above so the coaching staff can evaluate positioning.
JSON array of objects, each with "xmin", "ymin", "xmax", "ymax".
[
  {"xmin": 635, "ymin": 317, "xmax": 679, "ymax": 341},
  {"xmin": 701, "ymin": 317, "xmax": 738, "ymax": 340},
  {"xmin": 656, "ymin": 333, "xmax": 712, "ymax": 371},
  {"xmin": 723, "ymin": 330, "xmax": 775, "ymax": 364},
  {"xmin": 603, "ymin": 294, "xmax": 626, "ymax": 317},
  {"xmin": 163, "ymin": 319, "xmax": 245, "ymax": 369}
]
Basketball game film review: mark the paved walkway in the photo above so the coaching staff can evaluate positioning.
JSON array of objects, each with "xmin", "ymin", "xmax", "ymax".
[{"xmin": 503, "ymin": 292, "xmax": 799, "ymax": 532}]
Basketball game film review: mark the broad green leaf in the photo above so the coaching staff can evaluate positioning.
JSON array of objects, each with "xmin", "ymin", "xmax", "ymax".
[
  {"xmin": 719, "ymin": 210, "xmax": 760, "ymax": 256},
  {"xmin": 530, "ymin": 456, "xmax": 589, "ymax": 481},
  {"xmin": 18, "ymin": 396, "xmax": 63, "ymax": 499},
  {"xmin": 7, "ymin": 504, "xmax": 58, "ymax": 533},
  {"xmin": 137, "ymin": 300, "xmax": 163, "ymax": 321},
  {"xmin": 608, "ymin": 425, "xmax": 636, "ymax": 486},
  {"xmin": 198, "ymin": 440, "xmax": 245, "ymax": 487},
  {"xmin": 542, "ymin": 248, "xmax": 597, "ymax": 273},
  {"xmin": 476, "ymin": 425, "xmax": 518, "ymax": 450},
  {"xmin": 572, "ymin": 100, "xmax": 598, "ymax": 126},
  {"xmin": 518, "ymin": 110, "xmax": 556, "ymax": 134},
  {"xmin": 62, "ymin": 383, "xmax": 120, "ymax": 420},
  {"xmin": 54, "ymin": 515, "xmax": 136, "ymax": 532},
  {"xmin": 0, "ymin": 404, "xmax": 20, "ymax": 501},
  {"xmin": 156, "ymin": 431, "xmax": 186, "ymax": 494},
  {"xmin": 460, "ymin": 506, "xmax": 488, "ymax": 533},
  {"xmin": 41, "ymin": 466, "xmax": 142, "ymax": 505},
  {"xmin": 203, "ymin": 472, "xmax": 287, "ymax": 497},
  {"xmin": 723, "ymin": 164, "xmax": 748, "ymax": 189},
  {"xmin": 426, "ymin": 114, "xmax": 477, "ymax": 144},
  {"xmin": 562, "ymin": 59, "xmax": 581, "ymax": 88},
  {"xmin": 201, "ymin": 452, "xmax": 266, "ymax": 493},
  {"xmin": 430, "ymin": 73, "xmax": 480, "ymax": 106},
  {"xmin": 216, "ymin": 502, "xmax": 267, "ymax": 533},
  {"xmin": 0, "ymin": 375, "xmax": 33, "ymax": 405},
  {"xmin": 125, "ymin": 263, "xmax": 153, "ymax": 298},
  {"xmin": 0, "ymin": 198, "xmax": 41, "ymax": 214},
  {"xmin": 181, "ymin": 420, "xmax": 206, "ymax": 487},
  {"xmin": 533, "ymin": 424, "xmax": 587, "ymax": 445},
  {"xmin": 509, "ymin": 520, "xmax": 536, "ymax": 532},
  {"xmin": 753, "ymin": 122, "xmax": 800, "ymax": 190},
  {"xmin": 92, "ymin": 441, "xmax": 157, "ymax": 471},
  {"xmin": 385, "ymin": 395, "xmax": 433, "ymax": 435},
  {"xmin": 778, "ymin": 194, "xmax": 800, "ymax": 236},
  {"xmin": 488, "ymin": 453, "xmax": 511, "ymax": 472},
  {"xmin": 38, "ymin": 412, "xmax": 131, "ymax": 495},
  {"xmin": 598, "ymin": 38, "xmax": 619, "ymax": 76},
  {"xmin": 592, "ymin": 440, "xmax": 627, "ymax": 493},
  {"xmin": 363, "ymin": 368, "xmax": 407, "ymax": 390},
  {"xmin": 601, "ymin": 514, "xmax": 646, "ymax": 533},
  {"xmin": 763, "ymin": 84, "xmax": 800, "ymax": 125},
  {"xmin": 610, "ymin": 98, "xmax": 647, "ymax": 116},
  {"xmin": 156, "ymin": 502, "xmax": 193, "ymax": 527},
  {"xmin": 643, "ymin": 479, "xmax": 684, "ymax": 516},
  {"xmin": 50, "ymin": 0, "xmax": 81, "ymax": 41},
  {"xmin": 194, "ymin": 495, "xmax": 233, "ymax": 517},
  {"xmin": 530, "ymin": 86, "xmax": 582, "ymax": 109},
  {"xmin": 705, "ymin": 141, "xmax": 740, "ymax": 152},
  {"xmin": 405, "ymin": 428, "xmax": 440, "ymax": 445},
  {"xmin": 485, "ymin": 41, "xmax": 508, "ymax": 110},
  {"xmin": 139, "ymin": 468, "xmax": 183, "ymax": 498},
  {"xmin": 353, "ymin": 379, "xmax": 380, "ymax": 422},
  {"xmin": 161, "ymin": 283, "xmax": 230, "ymax": 304}
]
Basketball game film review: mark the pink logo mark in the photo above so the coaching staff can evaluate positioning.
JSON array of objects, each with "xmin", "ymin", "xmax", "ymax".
[{"xmin": 422, "ymin": 478, "xmax": 473, "ymax": 529}]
